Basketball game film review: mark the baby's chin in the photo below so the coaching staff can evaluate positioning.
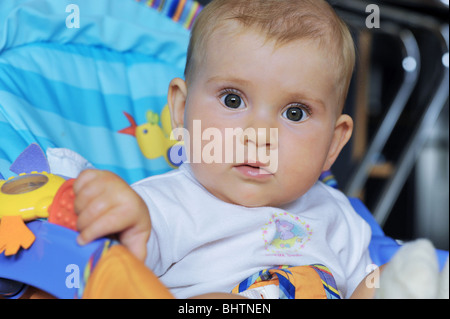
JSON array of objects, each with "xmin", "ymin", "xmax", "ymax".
[
  {"xmin": 202, "ymin": 177, "xmax": 303, "ymax": 208},
  {"xmin": 217, "ymin": 191, "xmax": 296, "ymax": 209}
]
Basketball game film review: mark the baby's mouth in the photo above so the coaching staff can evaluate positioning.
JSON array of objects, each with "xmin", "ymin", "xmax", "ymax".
[{"xmin": 233, "ymin": 162, "xmax": 274, "ymax": 178}]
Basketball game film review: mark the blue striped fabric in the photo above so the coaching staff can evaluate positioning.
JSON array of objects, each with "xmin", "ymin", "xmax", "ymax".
[
  {"xmin": 0, "ymin": 0, "xmax": 191, "ymax": 183},
  {"xmin": 310, "ymin": 264, "xmax": 341, "ymax": 299},
  {"xmin": 236, "ymin": 266, "xmax": 297, "ymax": 299},
  {"xmin": 234, "ymin": 264, "xmax": 341, "ymax": 299}
]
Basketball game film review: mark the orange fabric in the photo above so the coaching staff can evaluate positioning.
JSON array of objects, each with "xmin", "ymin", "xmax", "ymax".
[
  {"xmin": 235, "ymin": 266, "xmax": 328, "ymax": 299},
  {"xmin": 82, "ymin": 245, "xmax": 173, "ymax": 299},
  {"xmin": 0, "ymin": 215, "xmax": 35, "ymax": 256},
  {"xmin": 272, "ymin": 267, "xmax": 327, "ymax": 299}
]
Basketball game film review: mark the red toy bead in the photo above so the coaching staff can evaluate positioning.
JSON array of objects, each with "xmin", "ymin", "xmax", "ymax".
[{"xmin": 48, "ymin": 179, "xmax": 78, "ymax": 231}]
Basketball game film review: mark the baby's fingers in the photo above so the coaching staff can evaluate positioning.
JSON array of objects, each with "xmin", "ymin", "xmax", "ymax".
[
  {"xmin": 73, "ymin": 169, "xmax": 99, "ymax": 194},
  {"xmin": 73, "ymin": 170, "xmax": 106, "ymax": 212},
  {"xmin": 76, "ymin": 206, "xmax": 128, "ymax": 246},
  {"xmin": 75, "ymin": 196, "xmax": 110, "ymax": 234}
]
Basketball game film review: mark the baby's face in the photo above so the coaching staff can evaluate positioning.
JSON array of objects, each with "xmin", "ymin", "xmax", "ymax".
[{"xmin": 178, "ymin": 24, "xmax": 352, "ymax": 207}]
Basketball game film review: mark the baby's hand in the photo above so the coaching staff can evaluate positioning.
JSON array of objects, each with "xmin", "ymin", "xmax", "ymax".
[{"xmin": 73, "ymin": 169, "xmax": 151, "ymax": 261}]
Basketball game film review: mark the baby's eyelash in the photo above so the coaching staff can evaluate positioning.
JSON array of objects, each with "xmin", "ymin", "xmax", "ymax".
[
  {"xmin": 218, "ymin": 88, "xmax": 242, "ymax": 97},
  {"xmin": 289, "ymin": 102, "xmax": 312, "ymax": 115}
]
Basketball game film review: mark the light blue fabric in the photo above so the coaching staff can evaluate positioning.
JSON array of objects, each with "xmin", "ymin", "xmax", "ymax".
[{"xmin": 0, "ymin": 0, "xmax": 189, "ymax": 184}]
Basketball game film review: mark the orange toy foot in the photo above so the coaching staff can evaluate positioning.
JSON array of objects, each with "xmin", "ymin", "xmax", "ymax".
[{"xmin": 0, "ymin": 215, "xmax": 36, "ymax": 256}]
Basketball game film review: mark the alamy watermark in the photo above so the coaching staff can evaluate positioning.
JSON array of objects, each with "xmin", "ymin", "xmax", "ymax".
[
  {"xmin": 64, "ymin": 263, "xmax": 382, "ymax": 292},
  {"xmin": 365, "ymin": 4, "xmax": 380, "ymax": 29},
  {"xmin": 365, "ymin": 263, "xmax": 381, "ymax": 289},
  {"xmin": 64, "ymin": 4, "xmax": 381, "ymax": 32},
  {"xmin": 61, "ymin": 2, "xmax": 380, "ymax": 173},
  {"xmin": 170, "ymin": 120, "xmax": 279, "ymax": 175},
  {"xmin": 65, "ymin": 264, "xmax": 80, "ymax": 289},
  {"xmin": 65, "ymin": 4, "xmax": 80, "ymax": 29}
]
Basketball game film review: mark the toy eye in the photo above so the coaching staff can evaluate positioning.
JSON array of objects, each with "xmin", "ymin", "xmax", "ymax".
[
  {"xmin": 282, "ymin": 106, "xmax": 309, "ymax": 122},
  {"xmin": 143, "ymin": 129, "xmax": 148, "ymax": 134},
  {"xmin": 1, "ymin": 174, "xmax": 48, "ymax": 194},
  {"xmin": 221, "ymin": 93, "xmax": 245, "ymax": 109}
]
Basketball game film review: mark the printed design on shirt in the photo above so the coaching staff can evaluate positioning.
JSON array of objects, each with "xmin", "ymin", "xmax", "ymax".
[{"xmin": 262, "ymin": 212, "xmax": 312, "ymax": 256}]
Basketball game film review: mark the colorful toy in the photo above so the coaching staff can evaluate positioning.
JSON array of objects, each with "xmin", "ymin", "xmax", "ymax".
[
  {"xmin": 0, "ymin": 144, "xmax": 173, "ymax": 299},
  {"xmin": 119, "ymin": 105, "xmax": 186, "ymax": 168},
  {"xmin": 0, "ymin": 144, "xmax": 78, "ymax": 256}
]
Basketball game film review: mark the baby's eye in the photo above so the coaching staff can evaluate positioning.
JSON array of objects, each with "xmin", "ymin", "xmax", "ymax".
[
  {"xmin": 220, "ymin": 93, "xmax": 245, "ymax": 109},
  {"xmin": 282, "ymin": 106, "xmax": 310, "ymax": 122}
]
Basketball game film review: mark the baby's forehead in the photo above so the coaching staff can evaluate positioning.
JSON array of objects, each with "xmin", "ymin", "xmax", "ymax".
[
  {"xmin": 205, "ymin": 20, "xmax": 342, "ymax": 64},
  {"xmin": 203, "ymin": 23, "xmax": 341, "ymax": 79}
]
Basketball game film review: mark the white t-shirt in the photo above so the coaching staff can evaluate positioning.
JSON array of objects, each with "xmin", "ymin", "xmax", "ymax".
[{"xmin": 132, "ymin": 163, "xmax": 372, "ymax": 299}]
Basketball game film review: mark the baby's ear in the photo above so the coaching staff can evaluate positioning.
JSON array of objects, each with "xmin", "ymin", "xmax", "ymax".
[
  {"xmin": 323, "ymin": 114, "xmax": 353, "ymax": 171},
  {"xmin": 168, "ymin": 78, "xmax": 188, "ymax": 130}
]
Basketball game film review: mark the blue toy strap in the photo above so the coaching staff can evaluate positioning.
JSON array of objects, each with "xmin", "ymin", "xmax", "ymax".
[{"xmin": 0, "ymin": 220, "xmax": 111, "ymax": 299}]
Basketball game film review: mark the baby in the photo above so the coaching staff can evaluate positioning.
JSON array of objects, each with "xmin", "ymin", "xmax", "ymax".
[{"xmin": 74, "ymin": 0, "xmax": 374, "ymax": 298}]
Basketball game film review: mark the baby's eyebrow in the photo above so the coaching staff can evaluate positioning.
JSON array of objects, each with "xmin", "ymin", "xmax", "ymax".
[
  {"xmin": 285, "ymin": 92, "xmax": 326, "ymax": 109},
  {"xmin": 206, "ymin": 75, "xmax": 251, "ymax": 87}
]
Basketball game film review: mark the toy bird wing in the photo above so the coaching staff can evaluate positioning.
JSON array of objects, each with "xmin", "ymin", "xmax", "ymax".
[{"xmin": 9, "ymin": 143, "xmax": 50, "ymax": 175}]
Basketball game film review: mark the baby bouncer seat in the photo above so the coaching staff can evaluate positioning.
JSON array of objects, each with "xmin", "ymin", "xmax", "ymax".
[{"xmin": 0, "ymin": 0, "xmax": 448, "ymax": 298}]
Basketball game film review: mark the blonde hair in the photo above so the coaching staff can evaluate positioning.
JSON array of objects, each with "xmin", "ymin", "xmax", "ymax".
[{"xmin": 185, "ymin": 0, "xmax": 355, "ymax": 109}]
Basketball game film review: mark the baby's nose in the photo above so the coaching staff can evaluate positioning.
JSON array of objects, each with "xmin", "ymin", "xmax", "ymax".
[{"xmin": 240, "ymin": 125, "xmax": 278, "ymax": 152}]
